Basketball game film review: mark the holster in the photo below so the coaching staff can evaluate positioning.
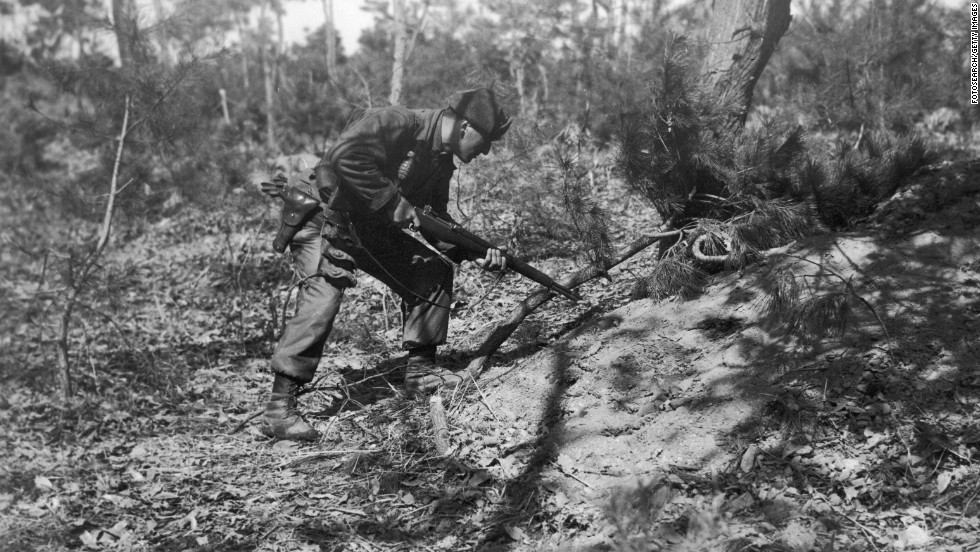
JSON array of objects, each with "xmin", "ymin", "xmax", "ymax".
[{"xmin": 273, "ymin": 186, "xmax": 322, "ymax": 253}]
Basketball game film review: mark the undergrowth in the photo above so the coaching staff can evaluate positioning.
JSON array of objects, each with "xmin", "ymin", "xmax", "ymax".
[{"xmin": 618, "ymin": 37, "xmax": 936, "ymax": 314}]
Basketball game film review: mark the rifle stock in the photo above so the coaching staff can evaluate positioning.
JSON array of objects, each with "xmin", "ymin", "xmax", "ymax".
[{"xmin": 415, "ymin": 206, "xmax": 582, "ymax": 302}]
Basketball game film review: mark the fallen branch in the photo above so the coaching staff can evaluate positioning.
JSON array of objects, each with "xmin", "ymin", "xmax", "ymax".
[
  {"xmin": 465, "ymin": 228, "xmax": 680, "ymax": 376},
  {"xmin": 279, "ymin": 450, "xmax": 377, "ymax": 468}
]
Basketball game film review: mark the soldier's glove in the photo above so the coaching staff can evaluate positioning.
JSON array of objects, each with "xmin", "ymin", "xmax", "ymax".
[{"xmin": 260, "ymin": 173, "xmax": 288, "ymax": 198}]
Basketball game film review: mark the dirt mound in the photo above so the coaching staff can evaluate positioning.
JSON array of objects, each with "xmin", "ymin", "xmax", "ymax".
[{"xmin": 458, "ymin": 159, "xmax": 980, "ymax": 549}]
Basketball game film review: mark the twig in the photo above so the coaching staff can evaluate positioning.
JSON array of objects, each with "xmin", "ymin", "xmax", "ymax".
[
  {"xmin": 326, "ymin": 506, "xmax": 367, "ymax": 517},
  {"xmin": 957, "ymin": 480, "xmax": 980, "ymax": 523},
  {"xmin": 279, "ymin": 450, "xmax": 376, "ymax": 468},
  {"xmin": 229, "ymin": 410, "xmax": 264, "ymax": 434},
  {"xmin": 469, "ymin": 372, "xmax": 499, "ymax": 421},
  {"xmin": 554, "ymin": 461, "xmax": 593, "ymax": 489},
  {"xmin": 842, "ymin": 514, "xmax": 882, "ymax": 552}
]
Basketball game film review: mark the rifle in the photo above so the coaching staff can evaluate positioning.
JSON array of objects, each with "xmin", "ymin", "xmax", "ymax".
[
  {"xmin": 414, "ymin": 206, "xmax": 582, "ymax": 302},
  {"xmin": 268, "ymin": 183, "xmax": 581, "ymax": 302}
]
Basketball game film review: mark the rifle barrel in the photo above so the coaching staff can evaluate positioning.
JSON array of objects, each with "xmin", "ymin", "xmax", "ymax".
[{"xmin": 415, "ymin": 208, "xmax": 581, "ymax": 302}]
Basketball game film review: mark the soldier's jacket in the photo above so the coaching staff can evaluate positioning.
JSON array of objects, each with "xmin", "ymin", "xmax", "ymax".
[
  {"xmin": 315, "ymin": 105, "xmax": 470, "ymax": 265},
  {"xmin": 319, "ymin": 106, "xmax": 456, "ymax": 225}
]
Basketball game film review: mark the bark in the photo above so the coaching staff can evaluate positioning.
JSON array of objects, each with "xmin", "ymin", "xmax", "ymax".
[
  {"xmin": 701, "ymin": 0, "xmax": 792, "ymax": 128},
  {"xmin": 465, "ymin": 228, "xmax": 681, "ymax": 376},
  {"xmin": 389, "ymin": 0, "xmax": 407, "ymax": 106}
]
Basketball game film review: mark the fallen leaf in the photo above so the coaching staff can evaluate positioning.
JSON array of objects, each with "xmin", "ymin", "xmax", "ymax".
[
  {"xmin": 467, "ymin": 470, "xmax": 491, "ymax": 487},
  {"xmin": 740, "ymin": 445, "xmax": 759, "ymax": 473},
  {"xmin": 556, "ymin": 454, "xmax": 575, "ymax": 473},
  {"xmin": 782, "ymin": 444, "xmax": 812, "ymax": 458},
  {"xmin": 80, "ymin": 530, "xmax": 99, "ymax": 549},
  {"xmin": 504, "ymin": 525, "xmax": 525, "ymax": 541},
  {"xmin": 107, "ymin": 521, "xmax": 128, "ymax": 536},
  {"xmin": 898, "ymin": 524, "xmax": 930, "ymax": 548},
  {"xmin": 584, "ymin": 341, "xmax": 603, "ymax": 357},
  {"xmin": 34, "ymin": 475, "xmax": 54, "ymax": 492},
  {"xmin": 435, "ymin": 535, "xmax": 458, "ymax": 549},
  {"xmin": 780, "ymin": 520, "xmax": 816, "ymax": 551},
  {"xmin": 937, "ymin": 472, "xmax": 953, "ymax": 493}
]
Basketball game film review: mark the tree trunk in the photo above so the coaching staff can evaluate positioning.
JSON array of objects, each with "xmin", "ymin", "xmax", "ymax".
[
  {"xmin": 612, "ymin": 0, "xmax": 627, "ymax": 55},
  {"xmin": 509, "ymin": 48, "xmax": 526, "ymax": 115},
  {"xmin": 389, "ymin": 0, "xmax": 407, "ymax": 106},
  {"xmin": 259, "ymin": 1, "xmax": 278, "ymax": 150},
  {"xmin": 111, "ymin": 0, "xmax": 137, "ymax": 67},
  {"xmin": 322, "ymin": 0, "xmax": 337, "ymax": 78},
  {"xmin": 701, "ymin": 0, "xmax": 791, "ymax": 128},
  {"xmin": 236, "ymin": 15, "xmax": 251, "ymax": 91},
  {"xmin": 261, "ymin": 44, "xmax": 277, "ymax": 149}
]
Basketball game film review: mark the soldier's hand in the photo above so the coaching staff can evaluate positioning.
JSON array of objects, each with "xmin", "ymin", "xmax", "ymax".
[
  {"xmin": 386, "ymin": 195, "xmax": 421, "ymax": 230},
  {"xmin": 475, "ymin": 247, "xmax": 507, "ymax": 271},
  {"xmin": 260, "ymin": 173, "xmax": 288, "ymax": 198}
]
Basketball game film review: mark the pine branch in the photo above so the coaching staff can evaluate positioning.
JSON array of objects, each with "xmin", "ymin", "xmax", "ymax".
[{"xmin": 767, "ymin": 254, "xmax": 892, "ymax": 352}]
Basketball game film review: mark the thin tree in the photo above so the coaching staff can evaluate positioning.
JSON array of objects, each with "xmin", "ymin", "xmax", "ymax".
[
  {"xmin": 389, "ymin": 0, "xmax": 407, "ymax": 105},
  {"xmin": 322, "ymin": 0, "xmax": 337, "ymax": 78},
  {"xmin": 37, "ymin": 14, "xmax": 213, "ymax": 397},
  {"xmin": 56, "ymin": 97, "xmax": 131, "ymax": 398}
]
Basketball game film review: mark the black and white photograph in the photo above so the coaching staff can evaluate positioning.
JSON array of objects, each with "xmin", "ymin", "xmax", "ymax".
[{"xmin": 1, "ymin": 0, "xmax": 978, "ymax": 550}]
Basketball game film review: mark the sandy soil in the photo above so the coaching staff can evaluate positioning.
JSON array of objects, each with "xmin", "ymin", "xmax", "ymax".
[{"xmin": 453, "ymin": 159, "xmax": 980, "ymax": 549}]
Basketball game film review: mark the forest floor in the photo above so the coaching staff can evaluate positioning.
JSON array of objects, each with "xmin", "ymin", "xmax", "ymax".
[{"xmin": 3, "ymin": 157, "xmax": 980, "ymax": 552}]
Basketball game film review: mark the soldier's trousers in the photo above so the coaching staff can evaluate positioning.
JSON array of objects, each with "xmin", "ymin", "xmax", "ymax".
[{"xmin": 270, "ymin": 220, "xmax": 453, "ymax": 384}]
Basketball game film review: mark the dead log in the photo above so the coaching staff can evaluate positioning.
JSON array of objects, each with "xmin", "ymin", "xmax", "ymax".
[{"xmin": 465, "ymin": 228, "xmax": 681, "ymax": 376}]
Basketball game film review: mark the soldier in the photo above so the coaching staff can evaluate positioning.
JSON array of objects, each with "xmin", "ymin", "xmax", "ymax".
[{"xmin": 260, "ymin": 88, "xmax": 512, "ymax": 441}]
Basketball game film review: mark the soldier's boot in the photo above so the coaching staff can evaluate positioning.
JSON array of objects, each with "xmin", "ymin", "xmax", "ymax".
[
  {"xmin": 403, "ymin": 346, "xmax": 465, "ymax": 396},
  {"xmin": 260, "ymin": 374, "xmax": 320, "ymax": 441}
]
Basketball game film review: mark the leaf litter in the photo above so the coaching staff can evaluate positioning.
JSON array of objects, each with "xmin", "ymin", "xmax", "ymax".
[{"xmin": 2, "ymin": 163, "xmax": 980, "ymax": 550}]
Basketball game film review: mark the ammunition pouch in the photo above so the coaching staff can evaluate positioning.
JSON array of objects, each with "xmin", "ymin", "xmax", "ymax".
[{"xmin": 273, "ymin": 186, "xmax": 322, "ymax": 253}]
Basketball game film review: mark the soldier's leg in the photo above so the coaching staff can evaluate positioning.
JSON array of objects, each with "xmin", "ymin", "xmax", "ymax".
[
  {"xmin": 270, "ymin": 225, "xmax": 345, "ymax": 382},
  {"xmin": 350, "ymin": 227, "xmax": 458, "ymax": 393},
  {"xmin": 350, "ymin": 228, "xmax": 454, "ymax": 348},
  {"xmin": 263, "ymin": 225, "xmax": 347, "ymax": 441}
]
